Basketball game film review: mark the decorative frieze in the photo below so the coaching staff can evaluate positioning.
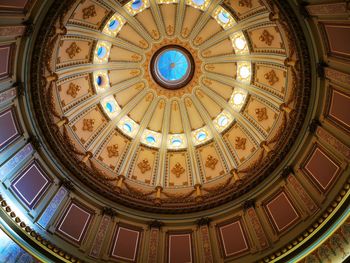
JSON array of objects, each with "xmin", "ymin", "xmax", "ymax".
[
  {"xmin": 287, "ymin": 174, "xmax": 318, "ymax": 214},
  {"xmin": 199, "ymin": 225, "xmax": 214, "ymax": 263},
  {"xmin": 246, "ymin": 207, "xmax": 269, "ymax": 249},
  {"xmin": 0, "ymin": 144, "xmax": 33, "ymax": 178},
  {"xmin": 37, "ymin": 187, "xmax": 68, "ymax": 229},
  {"xmin": 90, "ymin": 215, "xmax": 112, "ymax": 258},
  {"xmin": 316, "ymin": 127, "xmax": 350, "ymax": 160}
]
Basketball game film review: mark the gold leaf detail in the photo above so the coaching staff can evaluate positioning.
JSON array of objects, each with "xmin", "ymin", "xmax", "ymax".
[
  {"xmin": 259, "ymin": 30, "xmax": 274, "ymax": 46},
  {"xmin": 235, "ymin": 137, "xmax": 247, "ymax": 150},
  {"xmin": 107, "ymin": 144, "xmax": 119, "ymax": 158},
  {"xmin": 255, "ymin": 107, "xmax": 268, "ymax": 122},
  {"xmin": 66, "ymin": 83, "xmax": 81, "ymax": 98},
  {"xmin": 138, "ymin": 159, "xmax": 151, "ymax": 174},
  {"xmin": 171, "ymin": 162, "xmax": 185, "ymax": 177},
  {"xmin": 264, "ymin": 70, "xmax": 279, "ymax": 86},
  {"xmin": 66, "ymin": 42, "xmax": 81, "ymax": 59},
  {"xmin": 205, "ymin": 155, "xmax": 218, "ymax": 170},
  {"xmin": 82, "ymin": 119, "xmax": 95, "ymax": 132}
]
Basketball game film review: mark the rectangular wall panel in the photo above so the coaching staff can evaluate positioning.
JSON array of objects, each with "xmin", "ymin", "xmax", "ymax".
[
  {"xmin": 56, "ymin": 201, "xmax": 93, "ymax": 245},
  {"xmin": 0, "ymin": 44, "xmax": 14, "ymax": 80},
  {"xmin": 302, "ymin": 146, "xmax": 340, "ymax": 192},
  {"xmin": 217, "ymin": 219, "xmax": 249, "ymax": 258},
  {"xmin": 0, "ymin": 108, "xmax": 21, "ymax": 152},
  {"xmin": 327, "ymin": 88, "xmax": 350, "ymax": 132},
  {"xmin": 167, "ymin": 232, "xmax": 193, "ymax": 263},
  {"xmin": 11, "ymin": 161, "xmax": 52, "ymax": 209},
  {"xmin": 111, "ymin": 225, "xmax": 141, "ymax": 262},
  {"xmin": 264, "ymin": 191, "xmax": 300, "ymax": 233},
  {"xmin": 0, "ymin": 0, "xmax": 29, "ymax": 11},
  {"xmin": 322, "ymin": 23, "xmax": 350, "ymax": 60}
]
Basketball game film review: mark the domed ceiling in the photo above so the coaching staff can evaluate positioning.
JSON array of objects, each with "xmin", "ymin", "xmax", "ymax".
[{"xmin": 31, "ymin": 0, "xmax": 310, "ymax": 212}]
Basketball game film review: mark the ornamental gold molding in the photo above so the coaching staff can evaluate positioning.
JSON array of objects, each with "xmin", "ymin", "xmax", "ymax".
[
  {"xmin": 66, "ymin": 83, "xmax": 81, "ymax": 98},
  {"xmin": 65, "ymin": 42, "xmax": 81, "ymax": 59},
  {"xmin": 171, "ymin": 162, "xmax": 185, "ymax": 177},
  {"xmin": 264, "ymin": 70, "xmax": 279, "ymax": 86},
  {"xmin": 255, "ymin": 107, "xmax": 269, "ymax": 122},
  {"xmin": 138, "ymin": 159, "xmax": 152, "ymax": 174},
  {"xmin": 82, "ymin": 5, "xmax": 97, "ymax": 20},
  {"xmin": 259, "ymin": 29, "xmax": 274, "ymax": 46},
  {"xmin": 235, "ymin": 137, "xmax": 247, "ymax": 150},
  {"xmin": 107, "ymin": 144, "xmax": 119, "ymax": 158},
  {"xmin": 82, "ymin": 119, "xmax": 95, "ymax": 132},
  {"xmin": 205, "ymin": 155, "xmax": 218, "ymax": 170}
]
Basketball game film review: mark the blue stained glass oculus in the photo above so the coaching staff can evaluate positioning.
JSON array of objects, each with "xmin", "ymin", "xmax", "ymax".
[
  {"xmin": 109, "ymin": 20, "xmax": 119, "ymax": 30},
  {"xmin": 151, "ymin": 45, "xmax": 194, "ymax": 90},
  {"xmin": 192, "ymin": 0, "xmax": 205, "ymax": 6},
  {"xmin": 106, "ymin": 102, "xmax": 114, "ymax": 113},
  {"xmin": 96, "ymin": 76, "xmax": 103, "ymax": 86},
  {"xmin": 171, "ymin": 138, "xmax": 182, "ymax": 146},
  {"xmin": 157, "ymin": 50, "xmax": 189, "ymax": 82},
  {"xmin": 197, "ymin": 131, "xmax": 207, "ymax": 141},
  {"xmin": 124, "ymin": 123, "xmax": 133, "ymax": 133},
  {"xmin": 218, "ymin": 11, "xmax": 230, "ymax": 24},
  {"xmin": 146, "ymin": 135, "xmax": 156, "ymax": 144},
  {"xmin": 131, "ymin": 0, "xmax": 143, "ymax": 10},
  {"xmin": 97, "ymin": 46, "xmax": 107, "ymax": 58}
]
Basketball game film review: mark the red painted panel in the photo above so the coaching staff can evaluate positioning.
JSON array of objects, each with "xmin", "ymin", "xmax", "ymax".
[
  {"xmin": 0, "ymin": 108, "xmax": 19, "ymax": 151},
  {"xmin": 11, "ymin": 161, "xmax": 51, "ymax": 208},
  {"xmin": 168, "ymin": 234, "xmax": 192, "ymax": 263},
  {"xmin": 265, "ymin": 191, "xmax": 299, "ymax": 232},
  {"xmin": 304, "ymin": 147, "xmax": 340, "ymax": 191},
  {"xmin": 329, "ymin": 89, "xmax": 350, "ymax": 130},
  {"xmin": 111, "ymin": 227, "xmax": 140, "ymax": 262},
  {"xmin": 57, "ymin": 202, "xmax": 93, "ymax": 244},
  {"xmin": 324, "ymin": 23, "xmax": 350, "ymax": 59},
  {"xmin": 219, "ymin": 220, "xmax": 249, "ymax": 257},
  {"xmin": 0, "ymin": 0, "xmax": 28, "ymax": 9},
  {"xmin": 0, "ymin": 45, "xmax": 13, "ymax": 80}
]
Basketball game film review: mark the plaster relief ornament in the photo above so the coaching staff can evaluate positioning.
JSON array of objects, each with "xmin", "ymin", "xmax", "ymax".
[
  {"xmin": 82, "ymin": 119, "xmax": 95, "ymax": 132},
  {"xmin": 205, "ymin": 155, "xmax": 218, "ymax": 170},
  {"xmin": 107, "ymin": 144, "xmax": 119, "ymax": 158},
  {"xmin": 255, "ymin": 107, "xmax": 269, "ymax": 122},
  {"xmin": 259, "ymin": 30, "xmax": 274, "ymax": 46},
  {"xmin": 239, "ymin": 0, "xmax": 253, "ymax": 8},
  {"xmin": 235, "ymin": 137, "xmax": 247, "ymax": 150},
  {"xmin": 82, "ymin": 5, "xmax": 97, "ymax": 19},
  {"xmin": 66, "ymin": 42, "xmax": 81, "ymax": 59},
  {"xmin": 151, "ymin": 29, "xmax": 159, "ymax": 39},
  {"xmin": 131, "ymin": 54, "xmax": 141, "ymax": 61},
  {"xmin": 171, "ymin": 162, "xmax": 185, "ymax": 177},
  {"xmin": 138, "ymin": 159, "xmax": 151, "ymax": 174},
  {"xmin": 66, "ymin": 83, "xmax": 81, "ymax": 98},
  {"xmin": 167, "ymin": 25, "xmax": 174, "ymax": 35},
  {"xmin": 264, "ymin": 70, "xmax": 279, "ymax": 86}
]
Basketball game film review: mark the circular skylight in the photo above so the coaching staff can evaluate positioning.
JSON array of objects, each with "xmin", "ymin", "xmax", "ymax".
[
  {"xmin": 157, "ymin": 50, "xmax": 188, "ymax": 81},
  {"xmin": 151, "ymin": 45, "xmax": 194, "ymax": 90}
]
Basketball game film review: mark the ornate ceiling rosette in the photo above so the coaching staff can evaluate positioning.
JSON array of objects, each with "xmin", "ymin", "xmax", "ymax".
[{"xmin": 30, "ymin": 0, "xmax": 311, "ymax": 213}]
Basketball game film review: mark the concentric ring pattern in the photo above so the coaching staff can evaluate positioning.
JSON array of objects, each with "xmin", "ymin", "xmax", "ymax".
[{"xmin": 33, "ymin": 0, "xmax": 309, "ymax": 212}]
